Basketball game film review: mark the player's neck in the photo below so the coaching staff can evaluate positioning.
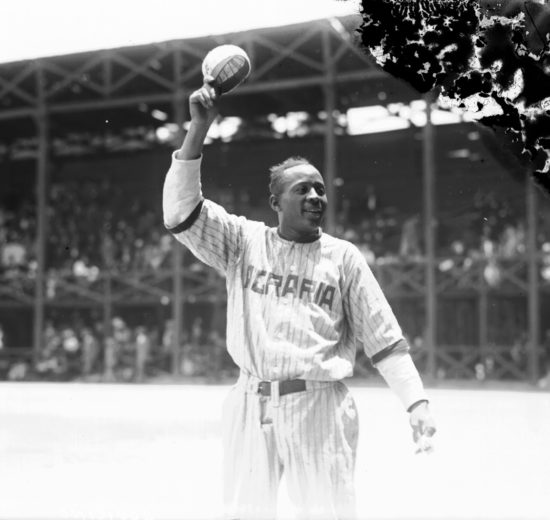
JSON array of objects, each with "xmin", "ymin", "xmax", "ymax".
[{"xmin": 276, "ymin": 226, "xmax": 321, "ymax": 243}]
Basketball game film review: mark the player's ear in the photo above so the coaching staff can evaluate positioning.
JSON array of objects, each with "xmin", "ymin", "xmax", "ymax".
[{"xmin": 269, "ymin": 194, "xmax": 280, "ymax": 212}]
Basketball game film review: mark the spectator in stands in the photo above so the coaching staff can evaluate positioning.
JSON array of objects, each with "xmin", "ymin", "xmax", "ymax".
[
  {"xmin": 499, "ymin": 222, "xmax": 526, "ymax": 258},
  {"xmin": 103, "ymin": 334, "xmax": 118, "ymax": 382},
  {"xmin": 115, "ymin": 221, "xmax": 133, "ymax": 271},
  {"xmin": 1, "ymin": 230, "xmax": 27, "ymax": 276},
  {"xmin": 112, "ymin": 316, "xmax": 131, "ymax": 348},
  {"xmin": 145, "ymin": 230, "xmax": 170, "ymax": 270},
  {"xmin": 483, "ymin": 257, "xmax": 502, "ymax": 287},
  {"xmin": 357, "ymin": 242, "xmax": 376, "ymax": 265},
  {"xmin": 101, "ymin": 229, "xmax": 116, "ymax": 270},
  {"xmin": 540, "ymin": 242, "xmax": 550, "ymax": 282},
  {"xmin": 205, "ymin": 329, "xmax": 225, "ymax": 376},
  {"xmin": 180, "ymin": 330, "xmax": 196, "ymax": 376},
  {"xmin": 399, "ymin": 214, "xmax": 422, "ymax": 259},
  {"xmin": 35, "ymin": 322, "xmax": 67, "ymax": 379},
  {"xmin": 190, "ymin": 316, "xmax": 203, "ymax": 345},
  {"xmin": 159, "ymin": 233, "xmax": 173, "ymax": 266},
  {"xmin": 73, "ymin": 256, "xmax": 100, "ymax": 283},
  {"xmin": 61, "ymin": 327, "xmax": 81, "ymax": 377},
  {"xmin": 132, "ymin": 238, "xmax": 146, "ymax": 272},
  {"xmin": 134, "ymin": 326, "xmax": 151, "ymax": 382},
  {"xmin": 110, "ymin": 316, "xmax": 135, "ymax": 381},
  {"xmin": 0, "ymin": 207, "xmax": 7, "ymax": 241},
  {"xmin": 510, "ymin": 333, "xmax": 528, "ymax": 373},
  {"xmin": 189, "ymin": 317, "xmax": 207, "ymax": 375},
  {"xmin": 81, "ymin": 327, "xmax": 100, "ymax": 378},
  {"xmin": 45, "ymin": 268, "xmax": 59, "ymax": 299},
  {"xmin": 538, "ymin": 329, "xmax": 550, "ymax": 389},
  {"xmin": 7, "ymin": 361, "xmax": 29, "ymax": 381},
  {"xmin": 160, "ymin": 318, "xmax": 174, "ymax": 371}
]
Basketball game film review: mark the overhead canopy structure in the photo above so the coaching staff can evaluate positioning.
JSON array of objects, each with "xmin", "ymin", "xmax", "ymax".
[{"xmin": 0, "ymin": 16, "xmax": 418, "ymax": 135}]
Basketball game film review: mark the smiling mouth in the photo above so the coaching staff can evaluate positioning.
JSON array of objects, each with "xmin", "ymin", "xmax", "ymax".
[{"xmin": 304, "ymin": 208, "xmax": 324, "ymax": 217}]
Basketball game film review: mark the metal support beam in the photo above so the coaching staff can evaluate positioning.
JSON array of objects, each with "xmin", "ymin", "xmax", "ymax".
[
  {"xmin": 171, "ymin": 105, "xmax": 185, "ymax": 376},
  {"xmin": 0, "ymin": 70, "xmax": 389, "ymax": 122},
  {"xmin": 32, "ymin": 66, "xmax": 48, "ymax": 362},
  {"xmin": 103, "ymin": 272, "xmax": 113, "ymax": 346},
  {"xmin": 0, "ymin": 108, "xmax": 36, "ymax": 121},
  {"xmin": 526, "ymin": 178, "xmax": 540, "ymax": 382},
  {"xmin": 478, "ymin": 262, "xmax": 489, "ymax": 362},
  {"xmin": 322, "ymin": 26, "xmax": 337, "ymax": 235},
  {"xmin": 422, "ymin": 93, "xmax": 437, "ymax": 378},
  {"xmin": 171, "ymin": 49, "xmax": 187, "ymax": 375}
]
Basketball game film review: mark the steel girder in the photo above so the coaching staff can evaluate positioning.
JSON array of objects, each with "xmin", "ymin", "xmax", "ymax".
[{"xmin": 0, "ymin": 16, "xmax": 399, "ymax": 124}]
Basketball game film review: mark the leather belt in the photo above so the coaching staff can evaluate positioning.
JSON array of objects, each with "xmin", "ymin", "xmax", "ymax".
[{"xmin": 257, "ymin": 379, "xmax": 306, "ymax": 397}]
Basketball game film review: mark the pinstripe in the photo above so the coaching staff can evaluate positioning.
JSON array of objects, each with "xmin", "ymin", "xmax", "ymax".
[
  {"xmin": 295, "ymin": 245, "xmax": 307, "ymax": 373},
  {"xmin": 332, "ymin": 387, "xmax": 340, "ymax": 502},
  {"xmin": 315, "ymin": 388, "xmax": 325, "ymax": 498},
  {"xmin": 300, "ymin": 392, "xmax": 312, "ymax": 506}
]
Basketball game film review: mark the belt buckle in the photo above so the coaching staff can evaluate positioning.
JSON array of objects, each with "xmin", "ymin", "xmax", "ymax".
[{"xmin": 257, "ymin": 381, "xmax": 270, "ymax": 396}]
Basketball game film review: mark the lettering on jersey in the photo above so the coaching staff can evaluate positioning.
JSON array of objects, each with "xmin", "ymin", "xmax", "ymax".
[
  {"xmin": 242, "ymin": 265, "xmax": 336, "ymax": 310},
  {"xmin": 251, "ymin": 270, "xmax": 267, "ymax": 294},
  {"xmin": 319, "ymin": 285, "xmax": 336, "ymax": 309},
  {"xmin": 244, "ymin": 265, "xmax": 255, "ymax": 288},
  {"xmin": 282, "ymin": 275, "xmax": 299, "ymax": 297},
  {"xmin": 299, "ymin": 278, "xmax": 314, "ymax": 300},
  {"xmin": 265, "ymin": 273, "xmax": 283, "ymax": 297}
]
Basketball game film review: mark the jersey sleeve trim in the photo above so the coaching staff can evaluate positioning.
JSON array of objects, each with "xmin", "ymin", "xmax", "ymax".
[
  {"xmin": 370, "ymin": 338, "xmax": 410, "ymax": 365},
  {"xmin": 165, "ymin": 199, "xmax": 204, "ymax": 234},
  {"xmin": 407, "ymin": 399, "xmax": 429, "ymax": 413}
]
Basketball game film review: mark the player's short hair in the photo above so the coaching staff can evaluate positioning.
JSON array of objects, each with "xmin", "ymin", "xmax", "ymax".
[{"xmin": 268, "ymin": 156, "xmax": 313, "ymax": 196}]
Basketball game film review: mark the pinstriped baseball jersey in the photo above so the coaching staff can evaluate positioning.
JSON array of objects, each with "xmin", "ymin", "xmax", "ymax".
[{"xmin": 166, "ymin": 156, "xmax": 405, "ymax": 381}]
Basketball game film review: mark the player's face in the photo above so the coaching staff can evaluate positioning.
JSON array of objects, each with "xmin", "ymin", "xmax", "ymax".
[{"xmin": 271, "ymin": 164, "xmax": 327, "ymax": 242}]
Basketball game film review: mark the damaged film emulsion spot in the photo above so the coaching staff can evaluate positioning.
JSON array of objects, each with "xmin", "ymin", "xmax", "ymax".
[{"xmin": 356, "ymin": 0, "xmax": 550, "ymax": 195}]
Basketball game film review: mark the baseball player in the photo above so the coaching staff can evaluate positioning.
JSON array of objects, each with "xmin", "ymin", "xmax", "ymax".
[{"xmin": 163, "ymin": 80, "xmax": 436, "ymax": 520}]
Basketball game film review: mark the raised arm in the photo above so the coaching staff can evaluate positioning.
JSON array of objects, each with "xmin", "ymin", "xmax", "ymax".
[
  {"xmin": 163, "ymin": 79, "xmax": 218, "ymax": 230},
  {"xmin": 177, "ymin": 78, "xmax": 219, "ymax": 160},
  {"xmin": 162, "ymin": 80, "xmax": 248, "ymax": 275}
]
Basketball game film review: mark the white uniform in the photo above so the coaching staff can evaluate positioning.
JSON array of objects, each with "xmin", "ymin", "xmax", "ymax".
[{"xmin": 163, "ymin": 154, "xmax": 426, "ymax": 519}]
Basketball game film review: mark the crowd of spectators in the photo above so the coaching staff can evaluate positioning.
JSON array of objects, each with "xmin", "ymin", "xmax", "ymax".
[
  {"xmin": 0, "ymin": 315, "xmax": 238, "ymax": 383},
  {"xmin": 1, "ymin": 172, "xmax": 550, "ymax": 383},
  {"xmin": 2, "ymin": 314, "xmax": 547, "ymax": 383},
  {"xmin": 2, "ymin": 173, "xmax": 549, "ymax": 280},
  {"xmin": 332, "ymin": 187, "xmax": 550, "ymax": 288},
  {"xmin": 48, "ymin": 178, "xmax": 176, "ymax": 275},
  {"xmin": 0, "ymin": 177, "xmax": 173, "ymax": 282}
]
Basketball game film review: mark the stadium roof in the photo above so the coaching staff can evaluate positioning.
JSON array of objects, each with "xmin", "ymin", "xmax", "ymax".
[
  {"xmin": 0, "ymin": 0, "xmax": 361, "ymax": 64},
  {"xmin": 0, "ymin": 13, "xmax": 421, "ymax": 142}
]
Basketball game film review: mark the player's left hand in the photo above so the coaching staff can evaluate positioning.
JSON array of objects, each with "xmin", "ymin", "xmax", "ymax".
[{"xmin": 409, "ymin": 401, "xmax": 436, "ymax": 454}]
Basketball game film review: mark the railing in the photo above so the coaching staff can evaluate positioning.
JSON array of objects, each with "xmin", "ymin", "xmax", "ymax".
[
  {"xmin": 0, "ymin": 266, "xmax": 226, "ymax": 306},
  {"xmin": 1, "ymin": 254, "xmax": 548, "ymax": 381},
  {"xmin": 2, "ymin": 254, "xmax": 548, "ymax": 305}
]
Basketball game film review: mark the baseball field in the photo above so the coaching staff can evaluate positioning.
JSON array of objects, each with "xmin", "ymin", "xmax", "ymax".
[{"xmin": 0, "ymin": 380, "xmax": 548, "ymax": 520}]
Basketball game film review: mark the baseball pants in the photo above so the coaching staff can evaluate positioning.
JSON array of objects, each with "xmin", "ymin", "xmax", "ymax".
[{"xmin": 222, "ymin": 373, "xmax": 359, "ymax": 520}]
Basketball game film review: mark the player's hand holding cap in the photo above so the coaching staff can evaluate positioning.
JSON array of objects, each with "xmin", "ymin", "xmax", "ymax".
[
  {"xmin": 409, "ymin": 400, "xmax": 437, "ymax": 454},
  {"xmin": 188, "ymin": 75, "xmax": 219, "ymax": 126}
]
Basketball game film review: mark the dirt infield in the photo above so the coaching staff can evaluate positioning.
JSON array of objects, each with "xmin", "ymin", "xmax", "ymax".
[{"xmin": 0, "ymin": 381, "xmax": 548, "ymax": 520}]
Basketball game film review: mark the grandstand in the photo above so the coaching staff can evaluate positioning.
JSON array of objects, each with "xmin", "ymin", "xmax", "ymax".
[{"xmin": 0, "ymin": 14, "xmax": 549, "ymax": 385}]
